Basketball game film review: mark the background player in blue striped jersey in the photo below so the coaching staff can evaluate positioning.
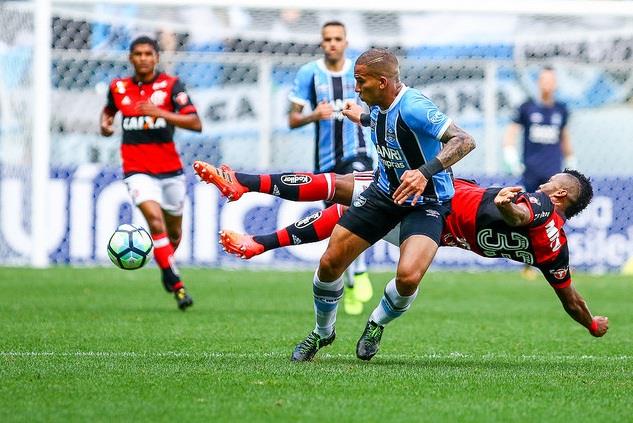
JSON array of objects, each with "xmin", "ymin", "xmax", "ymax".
[
  {"xmin": 290, "ymin": 49, "xmax": 475, "ymax": 362},
  {"xmin": 288, "ymin": 21, "xmax": 375, "ymax": 315}
]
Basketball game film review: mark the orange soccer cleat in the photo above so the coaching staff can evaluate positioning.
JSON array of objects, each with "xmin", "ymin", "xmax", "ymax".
[
  {"xmin": 192, "ymin": 161, "xmax": 249, "ymax": 201},
  {"xmin": 219, "ymin": 230, "xmax": 265, "ymax": 259}
]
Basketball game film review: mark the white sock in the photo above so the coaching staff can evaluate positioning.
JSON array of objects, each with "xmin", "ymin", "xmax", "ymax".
[
  {"xmin": 369, "ymin": 278, "xmax": 418, "ymax": 326},
  {"xmin": 344, "ymin": 266, "xmax": 354, "ymax": 288},
  {"xmin": 312, "ymin": 270, "xmax": 344, "ymax": 338},
  {"xmin": 352, "ymin": 251, "xmax": 368, "ymax": 274}
]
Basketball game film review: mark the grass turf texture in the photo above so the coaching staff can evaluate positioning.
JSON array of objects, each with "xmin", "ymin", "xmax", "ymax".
[{"xmin": 1, "ymin": 267, "xmax": 631, "ymax": 422}]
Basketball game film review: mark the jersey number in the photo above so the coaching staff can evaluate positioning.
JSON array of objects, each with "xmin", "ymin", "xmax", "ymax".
[{"xmin": 477, "ymin": 229, "xmax": 534, "ymax": 264}]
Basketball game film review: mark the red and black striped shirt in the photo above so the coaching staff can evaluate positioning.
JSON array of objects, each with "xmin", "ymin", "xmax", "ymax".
[
  {"xmin": 442, "ymin": 179, "xmax": 571, "ymax": 288},
  {"xmin": 105, "ymin": 73, "xmax": 197, "ymax": 178}
]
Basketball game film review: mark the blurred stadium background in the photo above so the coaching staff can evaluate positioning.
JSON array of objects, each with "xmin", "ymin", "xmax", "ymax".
[{"xmin": 1, "ymin": 0, "xmax": 632, "ymax": 272}]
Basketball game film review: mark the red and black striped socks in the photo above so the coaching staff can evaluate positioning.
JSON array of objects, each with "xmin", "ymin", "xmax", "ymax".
[{"xmin": 235, "ymin": 172, "xmax": 336, "ymax": 202}]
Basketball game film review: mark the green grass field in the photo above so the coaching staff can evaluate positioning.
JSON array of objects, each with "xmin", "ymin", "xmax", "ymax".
[{"xmin": 1, "ymin": 267, "xmax": 631, "ymax": 422}]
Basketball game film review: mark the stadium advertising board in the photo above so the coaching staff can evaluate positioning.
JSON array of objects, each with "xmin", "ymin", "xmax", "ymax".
[{"xmin": 0, "ymin": 165, "xmax": 631, "ymax": 271}]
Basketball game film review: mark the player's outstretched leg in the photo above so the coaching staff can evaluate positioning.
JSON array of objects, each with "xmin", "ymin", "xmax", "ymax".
[
  {"xmin": 219, "ymin": 230, "xmax": 265, "ymax": 259},
  {"xmin": 219, "ymin": 204, "xmax": 346, "ymax": 259},
  {"xmin": 193, "ymin": 161, "xmax": 249, "ymax": 201},
  {"xmin": 193, "ymin": 160, "xmax": 336, "ymax": 202}
]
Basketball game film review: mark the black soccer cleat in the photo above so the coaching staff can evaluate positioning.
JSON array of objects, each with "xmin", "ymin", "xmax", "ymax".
[
  {"xmin": 356, "ymin": 320, "xmax": 384, "ymax": 361},
  {"xmin": 174, "ymin": 287, "xmax": 194, "ymax": 311},
  {"xmin": 161, "ymin": 268, "xmax": 181, "ymax": 293},
  {"xmin": 291, "ymin": 328, "xmax": 336, "ymax": 362}
]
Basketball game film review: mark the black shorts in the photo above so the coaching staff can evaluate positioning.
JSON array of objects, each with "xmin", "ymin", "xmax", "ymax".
[
  {"xmin": 338, "ymin": 183, "xmax": 451, "ymax": 245},
  {"xmin": 330, "ymin": 155, "xmax": 374, "ymax": 174}
]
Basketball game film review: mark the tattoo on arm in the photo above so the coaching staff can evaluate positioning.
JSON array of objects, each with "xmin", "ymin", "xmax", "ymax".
[{"xmin": 436, "ymin": 122, "xmax": 476, "ymax": 167}]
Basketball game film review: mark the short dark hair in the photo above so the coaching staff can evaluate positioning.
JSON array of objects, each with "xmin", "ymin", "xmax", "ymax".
[
  {"xmin": 563, "ymin": 168, "xmax": 593, "ymax": 219},
  {"xmin": 322, "ymin": 21, "xmax": 346, "ymax": 33},
  {"xmin": 356, "ymin": 48, "xmax": 400, "ymax": 81},
  {"xmin": 129, "ymin": 36, "xmax": 159, "ymax": 54}
]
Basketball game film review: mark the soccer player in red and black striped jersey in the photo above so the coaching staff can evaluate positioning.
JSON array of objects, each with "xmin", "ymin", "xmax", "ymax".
[
  {"xmin": 100, "ymin": 36, "xmax": 202, "ymax": 310},
  {"xmin": 193, "ymin": 162, "xmax": 608, "ymax": 338}
]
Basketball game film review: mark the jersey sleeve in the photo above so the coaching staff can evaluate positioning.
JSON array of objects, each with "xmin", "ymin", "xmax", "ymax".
[
  {"xmin": 537, "ymin": 243, "xmax": 571, "ymax": 289},
  {"xmin": 400, "ymin": 92, "xmax": 452, "ymax": 140},
  {"xmin": 288, "ymin": 63, "xmax": 314, "ymax": 107},
  {"xmin": 171, "ymin": 78, "xmax": 197, "ymax": 115},
  {"xmin": 514, "ymin": 191, "xmax": 555, "ymax": 227},
  {"xmin": 561, "ymin": 103, "xmax": 569, "ymax": 128}
]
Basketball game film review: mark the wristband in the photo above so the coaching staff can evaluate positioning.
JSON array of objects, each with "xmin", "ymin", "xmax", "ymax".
[
  {"xmin": 589, "ymin": 318, "xmax": 599, "ymax": 335},
  {"xmin": 360, "ymin": 113, "xmax": 371, "ymax": 127},
  {"xmin": 418, "ymin": 157, "xmax": 444, "ymax": 180}
]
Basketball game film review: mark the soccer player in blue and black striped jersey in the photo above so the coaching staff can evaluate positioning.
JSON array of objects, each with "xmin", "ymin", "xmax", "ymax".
[
  {"xmin": 290, "ymin": 49, "xmax": 476, "ymax": 362},
  {"xmin": 288, "ymin": 21, "xmax": 375, "ymax": 315}
]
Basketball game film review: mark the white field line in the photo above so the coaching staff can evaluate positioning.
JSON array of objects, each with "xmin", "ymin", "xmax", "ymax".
[{"xmin": 1, "ymin": 351, "xmax": 632, "ymax": 361}]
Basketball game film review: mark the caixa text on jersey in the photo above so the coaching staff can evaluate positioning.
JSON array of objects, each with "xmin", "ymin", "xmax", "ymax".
[{"xmin": 123, "ymin": 116, "xmax": 167, "ymax": 131}]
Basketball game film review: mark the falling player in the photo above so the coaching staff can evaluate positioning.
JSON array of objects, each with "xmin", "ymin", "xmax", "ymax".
[{"xmin": 193, "ymin": 161, "xmax": 608, "ymax": 342}]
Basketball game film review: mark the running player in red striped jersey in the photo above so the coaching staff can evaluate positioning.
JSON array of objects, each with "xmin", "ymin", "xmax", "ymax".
[
  {"xmin": 193, "ymin": 161, "xmax": 608, "ymax": 338},
  {"xmin": 101, "ymin": 36, "xmax": 202, "ymax": 310}
]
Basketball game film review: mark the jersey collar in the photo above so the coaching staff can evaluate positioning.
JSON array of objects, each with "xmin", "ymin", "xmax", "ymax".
[
  {"xmin": 132, "ymin": 72, "xmax": 161, "ymax": 85},
  {"xmin": 379, "ymin": 85, "xmax": 408, "ymax": 113},
  {"xmin": 316, "ymin": 58, "xmax": 351, "ymax": 76}
]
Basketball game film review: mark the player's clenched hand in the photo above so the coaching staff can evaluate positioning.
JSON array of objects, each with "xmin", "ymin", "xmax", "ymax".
[
  {"xmin": 313, "ymin": 100, "xmax": 334, "ymax": 121},
  {"xmin": 135, "ymin": 101, "xmax": 164, "ymax": 118},
  {"xmin": 100, "ymin": 114, "xmax": 114, "ymax": 137},
  {"xmin": 393, "ymin": 169, "xmax": 428, "ymax": 206},
  {"xmin": 494, "ymin": 186, "xmax": 523, "ymax": 206},
  {"xmin": 342, "ymin": 101, "xmax": 363, "ymax": 124},
  {"xmin": 589, "ymin": 316, "xmax": 609, "ymax": 337}
]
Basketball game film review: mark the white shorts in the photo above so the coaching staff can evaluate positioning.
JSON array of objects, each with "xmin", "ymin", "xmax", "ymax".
[
  {"xmin": 353, "ymin": 171, "xmax": 400, "ymax": 246},
  {"xmin": 124, "ymin": 173, "xmax": 186, "ymax": 216}
]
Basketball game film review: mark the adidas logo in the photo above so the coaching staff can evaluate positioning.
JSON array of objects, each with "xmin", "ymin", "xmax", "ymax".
[
  {"xmin": 272, "ymin": 185, "xmax": 280, "ymax": 196},
  {"xmin": 292, "ymin": 234, "xmax": 302, "ymax": 245}
]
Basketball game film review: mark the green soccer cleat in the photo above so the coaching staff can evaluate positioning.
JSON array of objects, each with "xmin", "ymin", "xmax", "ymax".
[
  {"xmin": 353, "ymin": 272, "xmax": 373, "ymax": 303},
  {"xmin": 356, "ymin": 320, "xmax": 384, "ymax": 361},
  {"xmin": 174, "ymin": 287, "xmax": 193, "ymax": 311},
  {"xmin": 343, "ymin": 286, "xmax": 363, "ymax": 315},
  {"xmin": 291, "ymin": 329, "xmax": 336, "ymax": 362}
]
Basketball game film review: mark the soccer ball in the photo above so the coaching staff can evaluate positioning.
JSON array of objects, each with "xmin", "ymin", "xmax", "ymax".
[{"xmin": 107, "ymin": 224, "xmax": 153, "ymax": 270}]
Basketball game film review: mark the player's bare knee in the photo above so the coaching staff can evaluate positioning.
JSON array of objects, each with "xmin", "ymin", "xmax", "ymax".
[
  {"xmin": 318, "ymin": 251, "xmax": 345, "ymax": 280},
  {"xmin": 395, "ymin": 267, "xmax": 424, "ymax": 292},
  {"xmin": 145, "ymin": 215, "xmax": 165, "ymax": 233},
  {"xmin": 332, "ymin": 173, "xmax": 355, "ymax": 206}
]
